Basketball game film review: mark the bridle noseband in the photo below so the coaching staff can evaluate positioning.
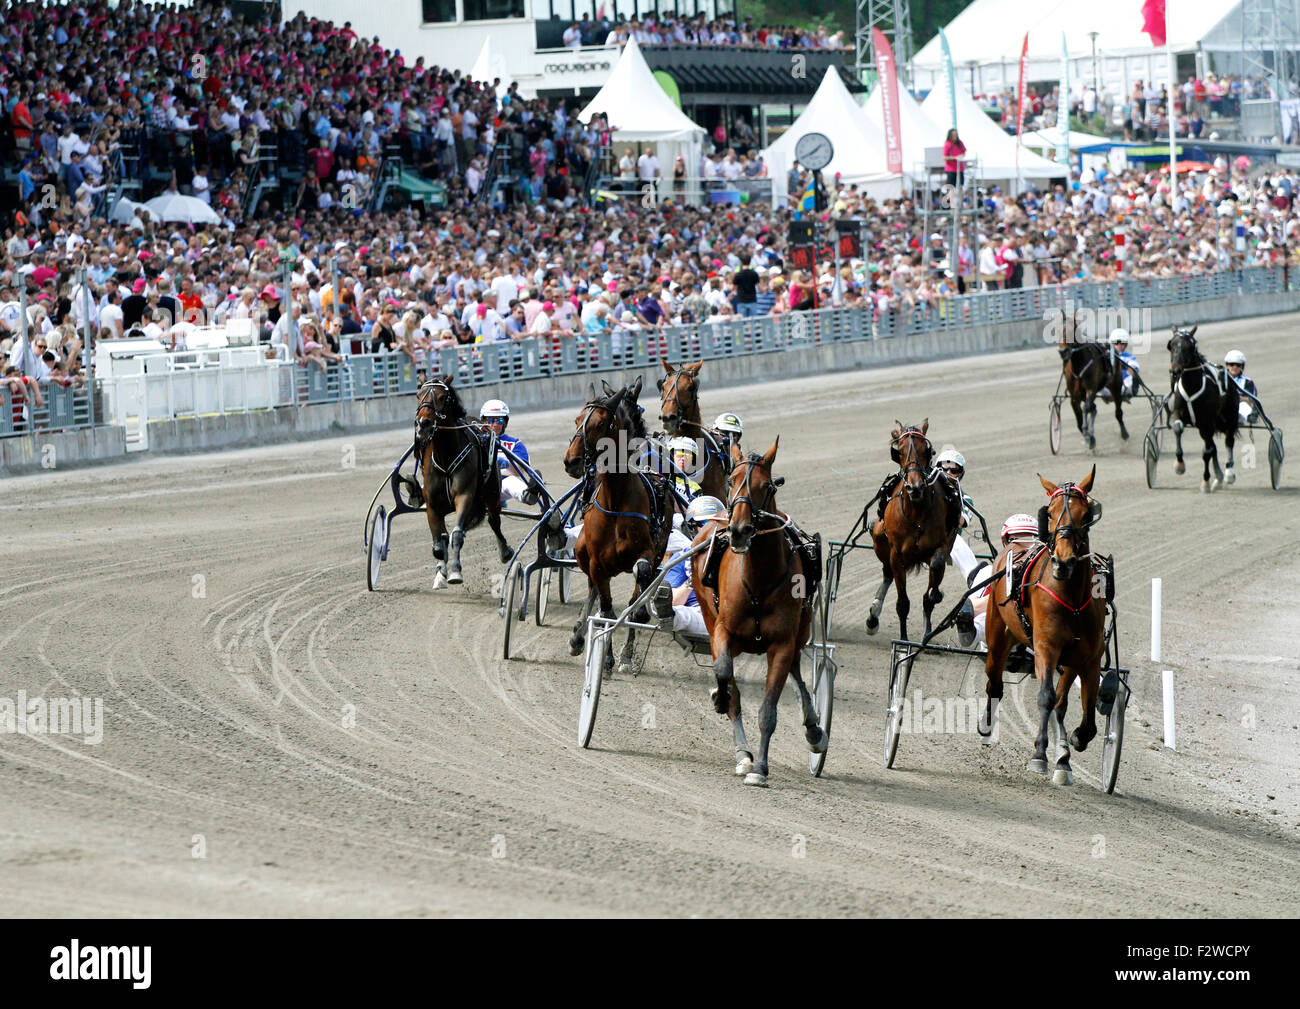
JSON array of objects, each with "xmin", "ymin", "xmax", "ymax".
[
  {"xmin": 659, "ymin": 368, "xmax": 699, "ymax": 432},
  {"xmin": 729, "ymin": 455, "xmax": 785, "ymax": 533},
  {"xmin": 567, "ymin": 399, "xmax": 617, "ymax": 473}
]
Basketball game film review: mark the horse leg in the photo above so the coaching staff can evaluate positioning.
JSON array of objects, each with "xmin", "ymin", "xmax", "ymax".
[
  {"xmin": 446, "ymin": 492, "xmax": 472, "ymax": 584},
  {"xmin": 1085, "ymin": 392, "xmax": 1098, "ymax": 451},
  {"xmin": 1050, "ymin": 667, "xmax": 1074, "ymax": 786},
  {"xmin": 1070, "ymin": 392, "xmax": 1086, "ymax": 441},
  {"xmin": 711, "ymin": 631, "xmax": 752, "ymax": 775},
  {"xmin": 486, "ymin": 497, "xmax": 512, "ymax": 564},
  {"xmin": 595, "ymin": 572, "xmax": 616, "ymax": 677},
  {"xmin": 921, "ymin": 550, "xmax": 945, "ymax": 640},
  {"xmin": 892, "ymin": 558, "xmax": 911, "ymax": 642},
  {"xmin": 981, "ymin": 615, "xmax": 1010, "ymax": 745},
  {"xmin": 1027, "ymin": 649, "xmax": 1056, "ymax": 776},
  {"xmin": 1070, "ymin": 662, "xmax": 1100, "ymax": 753},
  {"xmin": 1224, "ymin": 429, "xmax": 1237, "ymax": 485},
  {"xmin": 787, "ymin": 649, "xmax": 828, "ymax": 754},
  {"xmin": 570, "ymin": 584, "xmax": 597, "ymax": 656},
  {"xmin": 616, "ymin": 557, "xmax": 655, "ymax": 677},
  {"xmin": 746, "ymin": 641, "xmax": 796, "ymax": 787},
  {"xmin": 427, "ymin": 509, "xmax": 449, "ymax": 590},
  {"xmin": 866, "ymin": 530, "xmax": 892, "ymax": 634},
  {"xmin": 1173, "ymin": 414, "xmax": 1187, "ymax": 475},
  {"xmin": 1114, "ymin": 383, "xmax": 1129, "ymax": 441},
  {"xmin": 1201, "ymin": 431, "xmax": 1219, "ymax": 493}
]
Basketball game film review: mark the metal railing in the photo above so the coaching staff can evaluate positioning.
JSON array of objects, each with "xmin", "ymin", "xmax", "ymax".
[{"xmin": 0, "ymin": 383, "xmax": 95, "ymax": 439}]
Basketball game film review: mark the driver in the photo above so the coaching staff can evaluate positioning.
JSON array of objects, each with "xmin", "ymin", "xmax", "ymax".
[
  {"xmin": 1102, "ymin": 328, "xmax": 1141, "ymax": 400},
  {"xmin": 480, "ymin": 399, "xmax": 539, "ymax": 506},
  {"xmin": 710, "ymin": 412, "xmax": 744, "ymax": 458},
  {"xmin": 666, "ymin": 435, "xmax": 704, "ymax": 518},
  {"xmin": 651, "ymin": 495, "xmax": 727, "ymax": 636},
  {"xmin": 964, "ymin": 513, "xmax": 1040, "ymax": 649},
  {"xmin": 934, "ymin": 446, "xmax": 982, "ymax": 586},
  {"xmin": 1224, "ymin": 349, "xmax": 1258, "ymax": 426}
]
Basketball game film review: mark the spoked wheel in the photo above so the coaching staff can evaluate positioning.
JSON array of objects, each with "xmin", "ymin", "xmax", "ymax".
[
  {"xmin": 825, "ymin": 553, "xmax": 844, "ymax": 629},
  {"xmin": 536, "ymin": 566, "xmax": 553, "ymax": 626},
  {"xmin": 1049, "ymin": 400, "xmax": 1062, "ymax": 455},
  {"xmin": 578, "ymin": 627, "xmax": 609, "ymax": 748},
  {"xmin": 883, "ymin": 645, "xmax": 914, "ymax": 768},
  {"xmin": 1143, "ymin": 430, "xmax": 1160, "ymax": 489},
  {"xmin": 502, "ymin": 564, "xmax": 524, "ymax": 660},
  {"xmin": 366, "ymin": 506, "xmax": 386, "ymax": 591},
  {"xmin": 1269, "ymin": 428, "xmax": 1284, "ymax": 491},
  {"xmin": 1100, "ymin": 677, "xmax": 1127, "ymax": 794},
  {"xmin": 807, "ymin": 590, "xmax": 835, "ymax": 777},
  {"xmin": 558, "ymin": 565, "xmax": 572, "ymax": 604}
]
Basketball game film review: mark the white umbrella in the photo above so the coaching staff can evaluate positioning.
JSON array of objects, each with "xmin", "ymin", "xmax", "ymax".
[
  {"xmin": 144, "ymin": 192, "xmax": 222, "ymax": 225},
  {"xmin": 109, "ymin": 197, "xmax": 145, "ymax": 224}
]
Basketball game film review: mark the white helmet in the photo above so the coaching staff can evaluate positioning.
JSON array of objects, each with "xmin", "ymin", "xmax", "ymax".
[
  {"xmin": 934, "ymin": 445, "xmax": 966, "ymax": 473},
  {"xmin": 480, "ymin": 399, "xmax": 510, "ymax": 419},
  {"xmin": 713, "ymin": 412, "xmax": 743, "ymax": 436},
  {"xmin": 1224, "ymin": 349, "xmax": 1246, "ymax": 366},
  {"xmin": 667, "ymin": 435, "xmax": 698, "ymax": 462},
  {"xmin": 1001, "ymin": 513, "xmax": 1039, "ymax": 543},
  {"xmin": 1109, "ymin": 328, "xmax": 1130, "ymax": 345},
  {"xmin": 685, "ymin": 495, "xmax": 727, "ymax": 525}
]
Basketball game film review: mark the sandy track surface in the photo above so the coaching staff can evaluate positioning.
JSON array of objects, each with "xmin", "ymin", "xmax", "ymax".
[{"xmin": 3, "ymin": 314, "xmax": 1298, "ymax": 917}]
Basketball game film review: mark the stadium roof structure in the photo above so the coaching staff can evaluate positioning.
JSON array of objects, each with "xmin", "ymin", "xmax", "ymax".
[
  {"xmin": 912, "ymin": 0, "xmax": 1241, "ymax": 65},
  {"xmin": 578, "ymin": 37, "xmax": 705, "ymax": 142}
]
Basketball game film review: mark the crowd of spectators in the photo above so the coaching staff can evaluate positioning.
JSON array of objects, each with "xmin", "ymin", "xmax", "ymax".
[
  {"xmin": 559, "ymin": 13, "xmax": 847, "ymax": 50},
  {"xmin": 4, "ymin": 0, "xmax": 1300, "ymax": 423}
]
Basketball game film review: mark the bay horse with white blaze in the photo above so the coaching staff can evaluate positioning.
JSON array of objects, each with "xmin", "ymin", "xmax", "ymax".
[
  {"xmin": 982, "ymin": 466, "xmax": 1107, "ymax": 786},
  {"xmin": 414, "ymin": 375, "xmax": 512, "ymax": 588},
  {"xmin": 1167, "ymin": 325, "xmax": 1240, "ymax": 492},
  {"xmin": 867, "ymin": 420, "xmax": 961, "ymax": 641},
  {"xmin": 657, "ymin": 359, "xmax": 729, "ymax": 500},
  {"xmin": 692, "ymin": 439, "xmax": 826, "ymax": 787}
]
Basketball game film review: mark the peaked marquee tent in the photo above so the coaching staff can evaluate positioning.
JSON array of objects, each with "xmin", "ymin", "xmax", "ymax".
[
  {"xmin": 860, "ymin": 83, "xmax": 948, "ymax": 177},
  {"xmin": 469, "ymin": 36, "xmax": 512, "ymax": 98},
  {"xmin": 764, "ymin": 68, "xmax": 902, "ymax": 203},
  {"xmin": 578, "ymin": 37, "xmax": 704, "ymax": 199}
]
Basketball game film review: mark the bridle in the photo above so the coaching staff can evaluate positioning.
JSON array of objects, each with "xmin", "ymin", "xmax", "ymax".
[
  {"xmin": 1039, "ymin": 483, "xmax": 1100, "ymax": 572},
  {"xmin": 893, "ymin": 427, "xmax": 933, "ymax": 499},
  {"xmin": 658, "ymin": 368, "xmax": 699, "ymax": 433},
  {"xmin": 415, "ymin": 378, "xmax": 480, "ymax": 477},
  {"xmin": 728, "ymin": 454, "xmax": 788, "ymax": 537},
  {"xmin": 566, "ymin": 398, "xmax": 618, "ymax": 474}
]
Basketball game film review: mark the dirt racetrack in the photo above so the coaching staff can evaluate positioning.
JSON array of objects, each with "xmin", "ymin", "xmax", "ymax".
[{"xmin": 3, "ymin": 313, "xmax": 1298, "ymax": 918}]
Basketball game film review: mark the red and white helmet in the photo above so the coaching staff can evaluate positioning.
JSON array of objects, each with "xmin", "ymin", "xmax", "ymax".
[{"xmin": 1000, "ymin": 513, "xmax": 1039, "ymax": 543}]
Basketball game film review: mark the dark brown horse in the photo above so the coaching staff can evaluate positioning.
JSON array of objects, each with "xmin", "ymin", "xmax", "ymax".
[
  {"xmin": 692, "ymin": 439, "xmax": 826, "ymax": 787},
  {"xmin": 657, "ymin": 358, "xmax": 728, "ymax": 500},
  {"xmin": 564, "ymin": 379, "xmax": 672, "ymax": 673},
  {"xmin": 983, "ymin": 466, "xmax": 1106, "ymax": 786},
  {"xmin": 415, "ymin": 375, "xmax": 511, "ymax": 588},
  {"xmin": 1059, "ymin": 310, "xmax": 1128, "ymax": 450},
  {"xmin": 866, "ymin": 420, "xmax": 960, "ymax": 641}
]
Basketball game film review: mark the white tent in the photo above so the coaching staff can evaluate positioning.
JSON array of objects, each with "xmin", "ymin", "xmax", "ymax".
[
  {"xmin": 1020, "ymin": 126, "xmax": 1117, "ymax": 153},
  {"xmin": 578, "ymin": 38, "xmax": 704, "ymax": 201},
  {"xmin": 765, "ymin": 69, "xmax": 901, "ymax": 203},
  {"xmin": 921, "ymin": 72, "xmax": 1067, "ymax": 186},
  {"xmin": 860, "ymin": 83, "xmax": 948, "ymax": 177},
  {"xmin": 469, "ymin": 36, "xmax": 512, "ymax": 98}
]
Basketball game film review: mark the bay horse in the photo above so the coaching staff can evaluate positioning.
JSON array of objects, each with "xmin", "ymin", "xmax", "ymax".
[
  {"xmin": 657, "ymin": 358, "xmax": 728, "ymax": 500},
  {"xmin": 1167, "ymin": 325, "xmax": 1240, "ymax": 492},
  {"xmin": 982, "ymin": 466, "xmax": 1106, "ymax": 786},
  {"xmin": 692, "ymin": 439, "xmax": 826, "ymax": 787},
  {"xmin": 415, "ymin": 375, "xmax": 512, "ymax": 587},
  {"xmin": 866, "ymin": 420, "xmax": 961, "ymax": 641},
  {"xmin": 1059, "ymin": 309, "xmax": 1127, "ymax": 450},
  {"xmin": 564, "ymin": 379, "xmax": 672, "ymax": 674}
]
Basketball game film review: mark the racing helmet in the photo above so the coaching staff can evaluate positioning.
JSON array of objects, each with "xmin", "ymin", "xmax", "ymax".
[
  {"xmin": 480, "ymin": 398, "xmax": 510, "ymax": 431},
  {"xmin": 667, "ymin": 435, "xmax": 699, "ymax": 469},
  {"xmin": 934, "ymin": 445, "xmax": 966, "ymax": 475},
  {"xmin": 1001, "ymin": 512, "xmax": 1039, "ymax": 543},
  {"xmin": 1224, "ymin": 349, "xmax": 1246, "ymax": 367},
  {"xmin": 684, "ymin": 495, "xmax": 728, "ymax": 533},
  {"xmin": 713, "ymin": 412, "xmax": 743, "ymax": 436},
  {"xmin": 1109, "ymin": 328, "xmax": 1130, "ymax": 345}
]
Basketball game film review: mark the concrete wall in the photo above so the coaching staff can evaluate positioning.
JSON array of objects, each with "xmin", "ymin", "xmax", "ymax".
[{"xmin": 5, "ymin": 287, "xmax": 1297, "ymax": 477}]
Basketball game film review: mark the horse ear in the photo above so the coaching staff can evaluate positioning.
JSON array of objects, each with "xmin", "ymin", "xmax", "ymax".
[
  {"xmin": 762, "ymin": 436, "xmax": 778, "ymax": 468},
  {"xmin": 1038, "ymin": 472, "xmax": 1059, "ymax": 495},
  {"xmin": 684, "ymin": 361, "xmax": 703, "ymax": 376},
  {"xmin": 919, "ymin": 418, "xmax": 929, "ymax": 435},
  {"xmin": 1166, "ymin": 338, "xmax": 1173, "ymax": 351},
  {"xmin": 601, "ymin": 379, "xmax": 615, "ymax": 396},
  {"xmin": 608, "ymin": 386, "xmax": 627, "ymax": 414},
  {"xmin": 1188, "ymin": 325, "xmax": 1198, "ymax": 338},
  {"xmin": 661, "ymin": 357, "xmax": 674, "ymax": 374},
  {"xmin": 731, "ymin": 442, "xmax": 744, "ymax": 466},
  {"xmin": 630, "ymin": 374, "xmax": 643, "ymax": 399},
  {"xmin": 1171, "ymin": 325, "xmax": 1179, "ymax": 336},
  {"xmin": 441, "ymin": 373, "xmax": 453, "ymax": 385},
  {"xmin": 586, "ymin": 381, "xmax": 597, "ymax": 402},
  {"xmin": 1078, "ymin": 464, "xmax": 1096, "ymax": 495}
]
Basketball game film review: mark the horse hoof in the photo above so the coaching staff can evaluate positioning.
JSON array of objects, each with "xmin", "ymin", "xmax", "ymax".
[
  {"xmin": 1174, "ymin": 460, "xmax": 1186, "ymax": 475},
  {"xmin": 809, "ymin": 728, "xmax": 829, "ymax": 754},
  {"xmin": 1210, "ymin": 477, "xmax": 1222, "ymax": 492},
  {"xmin": 1201, "ymin": 481, "xmax": 1210, "ymax": 494},
  {"xmin": 617, "ymin": 661, "xmax": 635, "ymax": 679},
  {"xmin": 446, "ymin": 570, "xmax": 464, "ymax": 585},
  {"xmin": 1120, "ymin": 429, "xmax": 1130, "ymax": 441},
  {"xmin": 1070, "ymin": 729, "xmax": 1091, "ymax": 752},
  {"xmin": 569, "ymin": 637, "xmax": 584, "ymax": 656},
  {"xmin": 742, "ymin": 772, "xmax": 769, "ymax": 788},
  {"xmin": 710, "ymin": 687, "xmax": 729, "ymax": 715},
  {"xmin": 865, "ymin": 616, "xmax": 879, "ymax": 636},
  {"xmin": 433, "ymin": 571, "xmax": 448, "ymax": 590},
  {"xmin": 1226, "ymin": 468, "xmax": 1236, "ymax": 485},
  {"xmin": 1027, "ymin": 758, "xmax": 1049, "ymax": 775},
  {"xmin": 735, "ymin": 753, "xmax": 754, "ymax": 776},
  {"xmin": 1052, "ymin": 767, "xmax": 1075, "ymax": 786}
]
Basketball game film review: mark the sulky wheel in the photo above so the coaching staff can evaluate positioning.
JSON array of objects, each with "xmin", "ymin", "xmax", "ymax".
[
  {"xmin": 578, "ymin": 627, "xmax": 608, "ymax": 748},
  {"xmin": 1143, "ymin": 431, "xmax": 1160, "ymax": 489},
  {"xmin": 1049, "ymin": 400, "xmax": 1062, "ymax": 455},
  {"xmin": 1100, "ymin": 677, "xmax": 1127, "ymax": 795},
  {"xmin": 536, "ymin": 566, "xmax": 553, "ymax": 626},
  {"xmin": 807, "ymin": 587, "xmax": 835, "ymax": 777},
  {"xmin": 1269, "ymin": 428, "xmax": 1284, "ymax": 491},
  {"xmin": 366, "ymin": 506, "xmax": 386, "ymax": 591},
  {"xmin": 502, "ymin": 564, "xmax": 524, "ymax": 660},
  {"xmin": 883, "ymin": 645, "xmax": 914, "ymax": 768}
]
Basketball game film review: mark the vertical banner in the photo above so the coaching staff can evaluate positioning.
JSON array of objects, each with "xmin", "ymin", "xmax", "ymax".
[
  {"xmin": 873, "ymin": 28, "xmax": 904, "ymax": 174},
  {"xmin": 1015, "ymin": 33, "xmax": 1029, "ymax": 188},
  {"xmin": 1056, "ymin": 32, "xmax": 1071, "ymax": 171},
  {"xmin": 939, "ymin": 28, "xmax": 959, "ymax": 132}
]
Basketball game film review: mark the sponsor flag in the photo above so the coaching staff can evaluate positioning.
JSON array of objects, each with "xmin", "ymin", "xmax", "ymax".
[
  {"xmin": 1141, "ymin": 0, "xmax": 1166, "ymax": 46},
  {"xmin": 1056, "ymin": 33, "xmax": 1070, "ymax": 170},
  {"xmin": 873, "ymin": 28, "xmax": 904, "ymax": 174},
  {"xmin": 1015, "ymin": 33, "xmax": 1029, "ymax": 187},
  {"xmin": 939, "ymin": 28, "xmax": 958, "ymax": 132}
]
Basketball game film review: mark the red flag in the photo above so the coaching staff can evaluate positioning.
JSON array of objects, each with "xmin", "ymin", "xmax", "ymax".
[
  {"xmin": 873, "ymin": 28, "xmax": 903, "ymax": 175},
  {"xmin": 1141, "ymin": 0, "xmax": 1167, "ymax": 47},
  {"xmin": 1015, "ymin": 33, "xmax": 1028, "ymax": 179}
]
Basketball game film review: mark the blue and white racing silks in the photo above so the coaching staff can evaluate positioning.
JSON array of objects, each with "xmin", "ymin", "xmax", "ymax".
[
  {"xmin": 1229, "ymin": 373, "xmax": 1258, "ymax": 399},
  {"xmin": 663, "ymin": 555, "xmax": 698, "ymax": 609},
  {"xmin": 1116, "ymin": 349, "xmax": 1141, "ymax": 375},
  {"xmin": 498, "ymin": 435, "xmax": 529, "ymax": 471}
]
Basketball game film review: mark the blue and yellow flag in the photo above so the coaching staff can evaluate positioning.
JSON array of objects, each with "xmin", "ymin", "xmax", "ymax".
[{"xmin": 794, "ymin": 177, "xmax": 816, "ymax": 220}]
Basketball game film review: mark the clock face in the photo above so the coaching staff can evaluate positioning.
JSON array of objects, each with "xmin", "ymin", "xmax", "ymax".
[{"xmin": 795, "ymin": 132, "xmax": 834, "ymax": 171}]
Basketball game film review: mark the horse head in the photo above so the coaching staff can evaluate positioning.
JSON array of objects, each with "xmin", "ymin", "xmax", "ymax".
[
  {"xmin": 727, "ymin": 438, "xmax": 781, "ymax": 555},
  {"xmin": 1037, "ymin": 465, "xmax": 1101, "ymax": 581},
  {"xmin": 1167, "ymin": 324, "xmax": 1201, "ymax": 374},
  {"xmin": 415, "ymin": 374, "xmax": 462, "ymax": 443},
  {"xmin": 565, "ymin": 382, "xmax": 626, "ymax": 479},
  {"xmin": 1057, "ymin": 307, "xmax": 1083, "ymax": 359},
  {"xmin": 891, "ymin": 418, "xmax": 933, "ymax": 502},
  {"xmin": 658, "ymin": 357, "xmax": 702, "ymax": 436}
]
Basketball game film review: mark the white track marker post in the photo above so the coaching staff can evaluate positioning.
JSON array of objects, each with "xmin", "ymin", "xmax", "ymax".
[
  {"xmin": 1150, "ymin": 578, "xmax": 1162, "ymax": 662},
  {"xmin": 1162, "ymin": 669, "xmax": 1176, "ymax": 750}
]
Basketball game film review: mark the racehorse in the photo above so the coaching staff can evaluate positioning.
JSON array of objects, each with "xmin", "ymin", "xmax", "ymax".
[
  {"xmin": 866, "ymin": 420, "xmax": 961, "ymax": 641},
  {"xmin": 1167, "ymin": 325, "xmax": 1240, "ymax": 492},
  {"xmin": 414, "ymin": 375, "xmax": 512, "ymax": 588},
  {"xmin": 982, "ymin": 466, "xmax": 1106, "ymax": 786},
  {"xmin": 1059, "ymin": 309, "xmax": 1128, "ymax": 450},
  {"xmin": 657, "ymin": 359, "xmax": 728, "ymax": 500},
  {"xmin": 692, "ymin": 439, "xmax": 826, "ymax": 787},
  {"xmin": 564, "ymin": 378, "xmax": 672, "ymax": 674}
]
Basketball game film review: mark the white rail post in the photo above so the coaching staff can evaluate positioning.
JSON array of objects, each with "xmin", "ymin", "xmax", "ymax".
[
  {"xmin": 1162, "ymin": 669, "xmax": 1176, "ymax": 750},
  {"xmin": 1150, "ymin": 577, "xmax": 1162, "ymax": 663}
]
